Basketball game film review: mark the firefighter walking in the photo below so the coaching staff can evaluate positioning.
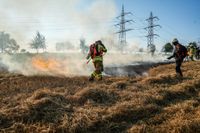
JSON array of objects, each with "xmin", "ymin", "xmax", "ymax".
[
  {"xmin": 167, "ymin": 38, "xmax": 187, "ymax": 77},
  {"xmin": 86, "ymin": 40, "xmax": 107, "ymax": 81}
]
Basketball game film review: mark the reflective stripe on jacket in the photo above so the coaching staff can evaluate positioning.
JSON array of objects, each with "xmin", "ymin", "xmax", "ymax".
[{"xmin": 93, "ymin": 56, "xmax": 103, "ymax": 62}]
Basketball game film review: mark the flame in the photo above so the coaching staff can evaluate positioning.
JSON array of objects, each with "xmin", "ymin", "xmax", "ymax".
[{"xmin": 31, "ymin": 56, "xmax": 65, "ymax": 75}]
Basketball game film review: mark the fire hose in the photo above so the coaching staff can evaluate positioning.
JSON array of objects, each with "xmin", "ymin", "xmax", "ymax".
[{"xmin": 86, "ymin": 58, "xmax": 92, "ymax": 64}]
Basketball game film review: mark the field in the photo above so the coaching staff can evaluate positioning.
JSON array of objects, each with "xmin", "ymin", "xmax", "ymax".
[{"xmin": 0, "ymin": 61, "xmax": 200, "ymax": 133}]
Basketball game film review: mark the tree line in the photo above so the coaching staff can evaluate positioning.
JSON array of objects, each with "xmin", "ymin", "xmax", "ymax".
[
  {"xmin": 0, "ymin": 32, "xmax": 20, "ymax": 53},
  {"xmin": 162, "ymin": 41, "xmax": 199, "ymax": 53},
  {"xmin": 0, "ymin": 31, "xmax": 87, "ymax": 53},
  {"xmin": 0, "ymin": 31, "xmax": 46, "ymax": 54},
  {"xmin": 0, "ymin": 30, "xmax": 199, "ymax": 54}
]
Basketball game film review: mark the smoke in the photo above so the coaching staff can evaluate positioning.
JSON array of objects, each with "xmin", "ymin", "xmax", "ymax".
[
  {"xmin": 104, "ymin": 53, "xmax": 167, "ymax": 66},
  {"xmin": 0, "ymin": 0, "xmax": 117, "ymax": 50},
  {"xmin": 0, "ymin": 0, "xmax": 168, "ymax": 77},
  {"xmin": 0, "ymin": 53, "xmax": 91, "ymax": 76},
  {"xmin": 0, "ymin": 52, "xmax": 168, "ymax": 77}
]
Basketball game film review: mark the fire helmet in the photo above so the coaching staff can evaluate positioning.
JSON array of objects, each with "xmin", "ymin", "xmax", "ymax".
[{"xmin": 172, "ymin": 38, "xmax": 179, "ymax": 45}]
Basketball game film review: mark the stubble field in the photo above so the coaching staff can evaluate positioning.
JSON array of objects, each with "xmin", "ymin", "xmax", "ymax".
[{"xmin": 0, "ymin": 61, "xmax": 200, "ymax": 133}]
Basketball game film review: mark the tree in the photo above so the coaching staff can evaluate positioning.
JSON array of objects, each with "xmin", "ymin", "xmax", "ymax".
[
  {"xmin": 55, "ymin": 41, "xmax": 75, "ymax": 51},
  {"xmin": 162, "ymin": 43, "xmax": 173, "ymax": 53},
  {"xmin": 80, "ymin": 38, "xmax": 88, "ymax": 54},
  {"xmin": 20, "ymin": 49, "xmax": 27, "ymax": 53},
  {"xmin": 56, "ymin": 43, "xmax": 64, "ymax": 51},
  {"xmin": 188, "ymin": 42, "xmax": 197, "ymax": 48},
  {"xmin": 30, "ymin": 32, "xmax": 46, "ymax": 53},
  {"xmin": 0, "ymin": 32, "xmax": 8, "ymax": 53},
  {"xmin": 6, "ymin": 39, "xmax": 20, "ymax": 53},
  {"xmin": 139, "ymin": 48, "xmax": 144, "ymax": 52},
  {"xmin": 0, "ymin": 31, "xmax": 20, "ymax": 53},
  {"xmin": 148, "ymin": 44, "xmax": 156, "ymax": 56}
]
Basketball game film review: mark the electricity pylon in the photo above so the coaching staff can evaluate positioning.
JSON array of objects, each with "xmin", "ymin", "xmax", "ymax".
[
  {"xmin": 115, "ymin": 5, "xmax": 134, "ymax": 50},
  {"xmin": 145, "ymin": 11, "xmax": 161, "ymax": 56}
]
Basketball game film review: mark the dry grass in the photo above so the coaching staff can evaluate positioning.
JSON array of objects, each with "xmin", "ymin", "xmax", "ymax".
[{"xmin": 0, "ymin": 61, "xmax": 200, "ymax": 133}]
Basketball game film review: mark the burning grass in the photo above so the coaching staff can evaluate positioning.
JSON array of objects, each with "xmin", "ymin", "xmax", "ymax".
[
  {"xmin": 0, "ymin": 61, "xmax": 200, "ymax": 132},
  {"xmin": 31, "ymin": 56, "xmax": 67, "ymax": 76}
]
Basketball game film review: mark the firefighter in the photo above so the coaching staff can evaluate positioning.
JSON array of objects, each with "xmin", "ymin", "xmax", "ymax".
[
  {"xmin": 196, "ymin": 47, "xmax": 200, "ymax": 60},
  {"xmin": 188, "ymin": 44, "xmax": 196, "ymax": 61},
  {"xmin": 167, "ymin": 38, "xmax": 187, "ymax": 77},
  {"xmin": 86, "ymin": 40, "xmax": 107, "ymax": 81}
]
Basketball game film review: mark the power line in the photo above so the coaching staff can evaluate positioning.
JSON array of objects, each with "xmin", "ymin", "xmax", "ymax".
[
  {"xmin": 132, "ymin": 14, "xmax": 147, "ymax": 28},
  {"xmin": 145, "ymin": 12, "xmax": 161, "ymax": 55},
  {"xmin": 115, "ymin": 5, "xmax": 133, "ymax": 50},
  {"xmin": 132, "ymin": 13, "xmax": 191, "ymax": 47},
  {"xmin": 160, "ymin": 23, "xmax": 188, "ymax": 43},
  {"xmin": 131, "ymin": 14, "xmax": 165, "ymax": 50}
]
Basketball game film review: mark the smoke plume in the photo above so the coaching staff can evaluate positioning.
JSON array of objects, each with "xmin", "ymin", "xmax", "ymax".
[
  {"xmin": 0, "ymin": 0, "xmax": 168, "ymax": 77},
  {"xmin": 0, "ymin": 0, "xmax": 117, "ymax": 50},
  {"xmin": 0, "ymin": 52, "xmax": 168, "ymax": 77}
]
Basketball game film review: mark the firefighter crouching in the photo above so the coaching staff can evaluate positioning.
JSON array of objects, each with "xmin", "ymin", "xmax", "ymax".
[{"xmin": 86, "ymin": 40, "xmax": 107, "ymax": 81}]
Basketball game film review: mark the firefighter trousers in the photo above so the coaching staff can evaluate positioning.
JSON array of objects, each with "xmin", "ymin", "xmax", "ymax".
[
  {"xmin": 175, "ymin": 59, "xmax": 183, "ymax": 77},
  {"xmin": 91, "ymin": 60, "xmax": 103, "ymax": 80}
]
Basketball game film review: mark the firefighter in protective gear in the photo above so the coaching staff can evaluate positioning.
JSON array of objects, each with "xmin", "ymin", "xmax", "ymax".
[
  {"xmin": 196, "ymin": 47, "xmax": 200, "ymax": 60},
  {"xmin": 167, "ymin": 38, "xmax": 187, "ymax": 77},
  {"xmin": 188, "ymin": 44, "xmax": 196, "ymax": 61},
  {"xmin": 86, "ymin": 40, "xmax": 107, "ymax": 81}
]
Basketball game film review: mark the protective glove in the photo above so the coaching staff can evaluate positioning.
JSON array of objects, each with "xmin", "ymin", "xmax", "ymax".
[{"xmin": 86, "ymin": 55, "xmax": 90, "ymax": 60}]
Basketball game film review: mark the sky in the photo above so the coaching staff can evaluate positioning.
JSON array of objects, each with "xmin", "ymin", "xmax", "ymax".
[
  {"xmin": 115, "ymin": 0, "xmax": 200, "ymax": 49},
  {"xmin": 0, "ymin": 0, "xmax": 199, "ymax": 51}
]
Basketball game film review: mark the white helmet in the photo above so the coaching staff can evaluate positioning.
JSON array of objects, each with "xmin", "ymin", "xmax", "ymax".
[{"xmin": 172, "ymin": 38, "xmax": 179, "ymax": 44}]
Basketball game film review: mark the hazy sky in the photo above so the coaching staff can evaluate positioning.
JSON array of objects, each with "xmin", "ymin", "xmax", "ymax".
[
  {"xmin": 0, "ymin": 0, "xmax": 199, "ymax": 51},
  {"xmin": 115, "ymin": 0, "xmax": 200, "ymax": 48},
  {"xmin": 0, "ymin": 0, "xmax": 117, "ymax": 51}
]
